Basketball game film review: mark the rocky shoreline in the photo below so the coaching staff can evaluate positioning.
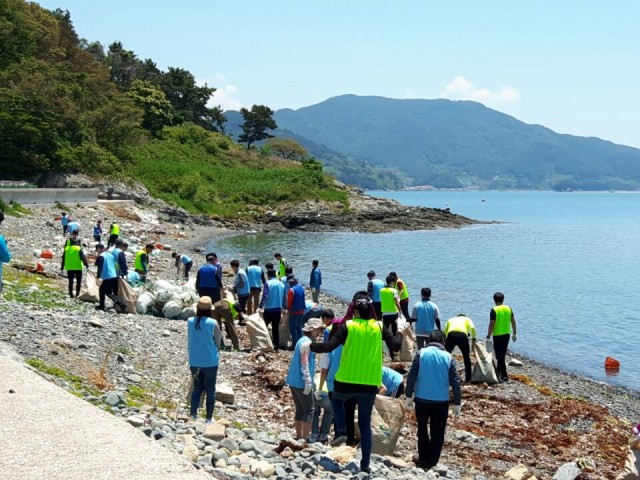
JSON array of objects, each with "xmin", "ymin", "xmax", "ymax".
[{"xmin": 0, "ymin": 200, "xmax": 637, "ymax": 480}]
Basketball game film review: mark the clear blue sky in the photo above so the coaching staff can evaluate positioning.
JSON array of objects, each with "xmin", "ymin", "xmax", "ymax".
[{"xmin": 36, "ymin": 0, "xmax": 640, "ymax": 147}]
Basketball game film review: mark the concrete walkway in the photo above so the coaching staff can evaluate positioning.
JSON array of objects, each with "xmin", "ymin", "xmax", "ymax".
[{"xmin": 0, "ymin": 351, "xmax": 209, "ymax": 480}]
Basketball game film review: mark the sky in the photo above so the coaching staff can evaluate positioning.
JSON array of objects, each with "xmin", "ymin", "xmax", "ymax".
[{"xmin": 36, "ymin": 0, "xmax": 640, "ymax": 148}]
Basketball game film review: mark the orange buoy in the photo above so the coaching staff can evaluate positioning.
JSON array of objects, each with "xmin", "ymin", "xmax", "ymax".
[
  {"xmin": 155, "ymin": 244, "xmax": 164, "ymax": 250},
  {"xmin": 604, "ymin": 356, "xmax": 620, "ymax": 370},
  {"xmin": 40, "ymin": 250, "xmax": 54, "ymax": 259},
  {"xmin": 35, "ymin": 262, "xmax": 44, "ymax": 273}
]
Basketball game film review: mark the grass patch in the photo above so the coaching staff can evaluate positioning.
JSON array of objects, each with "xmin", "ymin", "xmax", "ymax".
[
  {"xmin": 126, "ymin": 385, "xmax": 154, "ymax": 407},
  {"xmin": 2, "ymin": 268, "xmax": 71, "ymax": 309},
  {"xmin": 54, "ymin": 201, "xmax": 70, "ymax": 212},
  {"xmin": 0, "ymin": 200, "xmax": 32, "ymax": 217},
  {"xmin": 26, "ymin": 357, "xmax": 101, "ymax": 396}
]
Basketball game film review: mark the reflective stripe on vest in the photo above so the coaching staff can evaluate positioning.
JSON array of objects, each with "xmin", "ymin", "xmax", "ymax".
[
  {"xmin": 335, "ymin": 319, "xmax": 383, "ymax": 387},
  {"xmin": 493, "ymin": 305, "xmax": 512, "ymax": 336},
  {"xmin": 64, "ymin": 245, "xmax": 82, "ymax": 271},
  {"xmin": 380, "ymin": 287, "xmax": 398, "ymax": 314}
]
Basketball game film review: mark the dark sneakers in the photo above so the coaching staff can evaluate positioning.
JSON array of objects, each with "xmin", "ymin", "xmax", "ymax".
[{"xmin": 412, "ymin": 454, "xmax": 432, "ymax": 469}]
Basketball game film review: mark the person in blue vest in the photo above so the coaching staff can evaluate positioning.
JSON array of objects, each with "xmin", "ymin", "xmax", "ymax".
[
  {"xmin": 172, "ymin": 252, "xmax": 194, "ymax": 281},
  {"xmin": 309, "ymin": 259, "xmax": 322, "ymax": 303},
  {"xmin": 67, "ymin": 219, "xmax": 80, "ymax": 235},
  {"xmin": 285, "ymin": 317, "xmax": 325, "ymax": 441},
  {"xmin": 60, "ymin": 238, "xmax": 89, "ymax": 298},
  {"xmin": 405, "ymin": 330, "xmax": 461, "ymax": 470},
  {"xmin": 188, "ymin": 296, "xmax": 223, "ymax": 424},
  {"xmin": 60, "ymin": 212, "xmax": 69, "ymax": 235},
  {"xmin": 260, "ymin": 269, "xmax": 285, "ymax": 350},
  {"xmin": 196, "ymin": 253, "xmax": 222, "ymax": 303},
  {"xmin": 366, "ymin": 270, "xmax": 385, "ymax": 320},
  {"xmin": 95, "ymin": 243, "xmax": 118, "ymax": 311},
  {"xmin": 410, "ymin": 287, "xmax": 441, "ymax": 349},
  {"xmin": 230, "ymin": 259, "xmax": 250, "ymax": 315},
  {"xmin": 246, "ymin": 259, "xmax": 266, "ymax": 315},
  {"xmin": 93, "ymin": 220, "xmax": 103, "ymax": 243},
  {"xmin": 287, "ymin": 274, "xmax": 307, "ymax": 345},
  {"xmin": 112, "ymin": 238, "xmax": 129, "ymax": 278},
  {"xmin": 0, "ymin": 211, "xmax": 12, "ymax": 299},
  {"xmin": 379, "ymin": 366, "xmax": 405, "ymax": 398}
]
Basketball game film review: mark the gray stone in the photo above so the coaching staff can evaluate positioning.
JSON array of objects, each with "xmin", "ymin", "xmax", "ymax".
[
  {"xmin": 219, "ymin": 438, "xmax": 239, "ymax": 452},
  {"xmin": 127, "ymin": 373, "xmax": 142, "ymax": 383},
  {"xmin": 216, "ymin": 383, "xmax": 235, "ymax": 404},
  {"xmin": 239, "ymin": 440, "xmax": 256, "ymax": 453},
  {"xmin": 126, "ymin": 415, "xmax": 146, "ymax": 428},
  {"xmin": 89, "ymin": 318, "xmax": 104, "ymax": 328},
  {"xmin": 454, "ymin": 429, "xmax": 479, "ymax": 442},
  {"xmin": 314, "ymin": 456, "xmax": 341, "ymax": 473},
  {"xmin": 212, "ymin": 449, "xmax": 229, "ymax": 464},
  {"xmin": 344, "ymin": 461, "xmax": 360, "ymax": 475},
  {"xmin": 242, "ymin": 428, "xmax": 257, "ymax": 437},
  {"xmin": 198, "ymin": 454, "xmax": 213, "ymax": 466},
  {"xmin": 553, "ymin": 462, "xmax": 582, "ymax": 480},
  {"xmin": 508, "ymin": 358, "xmax": 524, "ymax": 367},
  {"xmin": 105, "ymin": 391, "xmax": 125, "ymax": 407}
]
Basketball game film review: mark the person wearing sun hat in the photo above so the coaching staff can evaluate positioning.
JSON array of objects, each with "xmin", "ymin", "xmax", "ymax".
[
  {"xmin": 285, "ymin": 317, "xmax": 325, "ymax": 441},
  {"xmin": 187, "ymin": 296, "xmax": 223, "ymax": 424}
]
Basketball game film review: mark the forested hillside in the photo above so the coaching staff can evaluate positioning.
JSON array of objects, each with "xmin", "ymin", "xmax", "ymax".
[
  {"xmin": 274, "ymin": 95, "xmax": 640, "ymax": 190},
  {"xmin": 0, "ymin": 0, "xmax": 348, "ymax": 216}
]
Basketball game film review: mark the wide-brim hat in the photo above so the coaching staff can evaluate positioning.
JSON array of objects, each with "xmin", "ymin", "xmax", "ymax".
[
  {"xmin": 302, "ymin": 318, "xmax": 324, "ymax": 333},
  {"xmin": 197, "ymin": 296, "xmax": 213, "ymax": 310}
]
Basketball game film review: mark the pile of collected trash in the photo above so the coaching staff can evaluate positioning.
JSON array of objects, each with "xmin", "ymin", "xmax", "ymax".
[{"xmin": 135, "ymin": 279, "xmax": 198, "ymax": 320}]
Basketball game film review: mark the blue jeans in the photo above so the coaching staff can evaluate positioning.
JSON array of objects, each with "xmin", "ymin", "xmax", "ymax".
[
  {"xmin": 332, "ymin": 390, "xmax": 376, "ymax": 469},
  {"xmin": 190, "ymin": 366, "xmax": 218, "ymax": 420},
  {"xmin": 289, "ymin": 313, "xmax": 303, "ymax": 345}
]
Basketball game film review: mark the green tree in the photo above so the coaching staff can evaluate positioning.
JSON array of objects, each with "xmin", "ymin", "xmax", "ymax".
[
  {"xmin": 238, "ymin": 105, "xmax": 277, "ymax": 149},
  {"xmin": 128, "ymin": 79, "xmax": 173, "ymax": 136},
  {"xmin": 106, "ymin": 41, "xmax": 141, "ymax": 89},
  {"xmin": 265, "ymin": 137, "xmax": 308, "ymax": 160}
]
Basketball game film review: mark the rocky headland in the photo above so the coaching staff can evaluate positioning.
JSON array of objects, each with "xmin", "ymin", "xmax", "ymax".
[{"xmin": 0, "ymin": 196, "xmax": 637, "ymax": 480}]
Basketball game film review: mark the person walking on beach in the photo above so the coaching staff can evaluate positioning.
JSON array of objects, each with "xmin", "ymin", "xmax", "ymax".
[
  {"xmin": 60, "ymin": 212, "xmax": 69, "ymax": 235},
  {"xmin": 134, "ymin": 243, "xmax": 154, "ymax": 283},
  {"xmin": 443, "ymin": 314, "xmax": 476, "ymax": 383},
  {"xmin": 95, "ymin": 243, "xmax": 118, "ymax": 311},
  {"xmin": 411, "ymin": 288, "xmax": 441, "ymax": 349},
  {"xmin": 260, "ymin": 269, "xmax": 285, "ymax": 350},
  {"xmin": 389, "ymin": 271, "xmax": 411, "ymax": 321},
  {"xmin": 380, "ymin": 275, "xmax": 402, "ymax": 336},
  {"xmin": 60, "ymin": 238, "xmax": 89, "ymax": 298},
  {"xmin": 93, "ymin": 220, "xmax": 103, "ymax": 243},
  {"xmin": 309, "ymin": 291, "xmax": 404, "ymax": 474},
  {"xmin": 196, "ymin": 253, "xmax": 223, "ymax": 303},
  {"xmin": 287, "ymin": 274, "xmax": 307, "ymax": 345},
  {"xmin": 172, "ymin": 252, "xmax": 194, "ymax": 281},
  {"xmin": 230, "ymin": 260, "xmax": 250, "ymax": 315},
  {"xmin": 366, "ymin": 270, "xmax": 384, "ymax": 319},
  {"xmin": 487, "ymin": 292, "xmax": 517, "ymax": 383},
  {"xmin": 246, "ymin": 259, "xmax": 266, "ymax": 315},
  {"xmin": 112, "ymin": 238, "xmax": 129, "ymax": 278},
  {"xmin": 107, "ymin": 222, "xmax": 120, "ymax": 248},
  {"xmin": 274, "ymin": 252, "xmax": 288, "ymax": 280},
  {"xmin": 67, "ymin": 218, "xmax": 80, "ymax": 236},
  {"xmin": 0, "ymin": 212, "xmax": 12, "ymax": 299},
  {"xmin": 309, "ymin": 260, "xmax": 322, "ymax": 303},
  {"xmin": 285, "ymin": 318, "xmax": 325, "ymax": 441},
  {"xmin": 188, "ymin": 296, "xmax": 223, "ymax": 424},
  {"xmin": 405, "ymin": 330, "xmax": 461, "ymax": 470}
]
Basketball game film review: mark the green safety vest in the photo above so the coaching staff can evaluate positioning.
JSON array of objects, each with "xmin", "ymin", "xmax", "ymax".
[
  {"xmin": 230, "ymin": 302, "xmax": 239, "ymax": 319},
  {"xmin": 335, "ymin": 319, "xmax": 383, "ymax": 387},
  {"xmin": 110, "ymin": 224, "xmax": 120, "ymax": 235},
  {"xmin": 134, "ymin": 250, "xmax": 146, "ymax": 271},
  {"xmin": 396, "ymin": 278, "xmax": 409, "ymax": 301},
  {"xmin": 380, "ymin": 287, "xmax": 398, "ymax": 314},
  {"xmin": 278, "ymin": 258, "xmax": 287, "ymax": 279},
  {"xmin": 492, "ymin": 305, "xmax": 513, "ymax": 336},
  {"xmin": 64, "ymin": 245, "xmax": 82, "ymax": 271}
]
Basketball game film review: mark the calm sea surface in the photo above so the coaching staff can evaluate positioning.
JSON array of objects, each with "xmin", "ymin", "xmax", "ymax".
[{"xmin": 209, "ymin": 190, "xmax": 640, "ymax": 388}]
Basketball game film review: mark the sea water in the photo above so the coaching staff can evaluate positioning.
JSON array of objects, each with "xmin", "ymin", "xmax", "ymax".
[{"xmin": 209, "ymin": 190, "xmax": 640, "ymax": 388}]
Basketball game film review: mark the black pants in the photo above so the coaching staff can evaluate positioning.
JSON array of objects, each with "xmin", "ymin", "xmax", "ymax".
[
  {"xmin": 400, "ymin": 300, "xmax": 410, "ymax": 320},
  {"xmin": 445, "ymin": 331, "xmax": 472, "ymax": 382},
  {"xmin": 198, "ymin": 287, "xmax": 221, "ymax": 303},
  {"xmin": 415, "ymin": 401, "xmax": 449, "ymax": 468},
  {"xmin": 183, "ymin": 261, "xmax": 193, "ymax": 280},
  {"xmin": 372, "ymin": 302, "xmax": 382, "ymax": 320},
  {"xmin": 493, "ymin": 334, "xmax": 510, "ymax": 380},
  {"xmin": 99, "ymin": 277, "xmax": 118, "ymax": 308},
  {"xmin": 107, "ymin": 234, "xmax": 118, "ymax": 248},
  {"xmin": 237, "ymin": 294, "xmax": 249, "ymax": 314},
  {"xmin": 382, "ymin": 313, "xmax": 398, "ymax": 336},
  {"xmin": 62, "ymin": 225, "xmax": 68, "ymax": 235},
  {"xmin": 67, "ymin": 270, "xmax": 82, "ymax": 298},
  {"xmin": 345, "ymin": 396, "xmax": 358, "ymax": 445},
  {"xmin": 263, "ymin": 309, "xmax": 281, "ymax": 351}
]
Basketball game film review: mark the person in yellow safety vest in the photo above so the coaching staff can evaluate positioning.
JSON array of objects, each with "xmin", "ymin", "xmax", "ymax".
[
  {"xmin": 389, "ymin": 271, "xmax": 410, "ymax": 320},
  {"xmin": 443, "ymin": 314, "xmax": 477, "ymax": 383},
  {"xmin": 380, "ymin": 275, "xmax": 402, "ymax": 335},
  {"xmin": 486, "ymin": 292, "xmax": 517, "ymax": 383},
  {"xmin": 309, "ymin": 291, "xmax": 404, "ymax": 474},
  {"xmin": 274, "ymin": 252, "xmax": 288, "ymax": 280},
  {"xmin": 60, "ymin": 238, "xmax": 89, "ymax": 298},
  {"xmin": 134, "ymin": 243, "xmax": 155, "ymax": 283},
  {"xmin": 211, "ymin": 297, "xmax": 242, "ymax": 351},
  {"xmin": 107, "ymin": 222, "xmax": 120, "ymax": 248}
]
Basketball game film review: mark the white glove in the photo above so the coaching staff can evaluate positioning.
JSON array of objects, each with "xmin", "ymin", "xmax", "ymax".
[
  {"xmin": 313, "ymin": 391, "xmax": 322, "ymax": 401},
  {"xmin": 396, "ymin": 314, "xmax": 408, "ymax": 333},
  {"xmin": 512, "ymin": 333, "xmax": 517, "ymax": 342},
  {"xmin": 453, "ymin": 405, "xmax": 461, "ymax": 416},
  {"xmin": 303, "ymin": 385, "xmax": 312, "ymax": 396},
  {"xmin": 404, "ymin": 397, "xmax": 413, "ymax": 409}
]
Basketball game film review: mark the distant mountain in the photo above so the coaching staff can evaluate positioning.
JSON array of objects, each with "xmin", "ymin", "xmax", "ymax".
[
  {"xmin": 224, "ymin": 110, "xmax": 404, "ymax": 189},
  {"xmin": 270, "ymin": 95, "xmax": 640, "ymax": 190}
]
